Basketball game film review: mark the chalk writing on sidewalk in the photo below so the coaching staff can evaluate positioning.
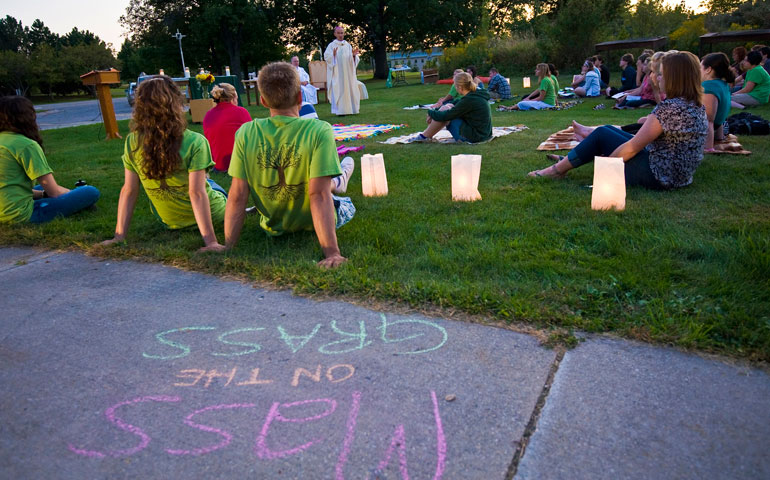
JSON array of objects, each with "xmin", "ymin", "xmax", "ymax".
[
  {"xmin": 171, "ymin": 364, "xmax": 356, "ymax": 388},
  {"xmin": 143, "ymin": 314, "xmax": 448, "ymax": 360},
  {"xmin": 68, "ymin": 391, "xmax": 447, "ymax": 478}
]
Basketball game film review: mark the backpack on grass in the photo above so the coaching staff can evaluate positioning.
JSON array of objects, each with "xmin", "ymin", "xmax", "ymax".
[{"xmin": 725, "ymin": 112, "xmax": 770, "ymax": 136}]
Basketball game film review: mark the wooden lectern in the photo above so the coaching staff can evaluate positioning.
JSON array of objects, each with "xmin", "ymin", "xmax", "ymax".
[{"xmin": 80, "ymin": 69, "xmax": 122, "ymax": 140}]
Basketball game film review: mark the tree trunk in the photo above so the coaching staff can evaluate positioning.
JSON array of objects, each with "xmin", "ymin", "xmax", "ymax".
[
  {"xmin": 373, "ymin": 41, "xmax": 388, "ymax": 79},
  {"xmin": 222, "ymin": 28, "xmax": 243, "ymax": 80}
]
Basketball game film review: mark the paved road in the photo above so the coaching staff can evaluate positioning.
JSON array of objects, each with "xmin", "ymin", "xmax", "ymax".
[
  {"xmin": 0, "ymin": 247, "xmax": 768, "ymax": 479},
  {"xmin": 35, "ymin": 97, "xmax": 135, "ymax": 130}
]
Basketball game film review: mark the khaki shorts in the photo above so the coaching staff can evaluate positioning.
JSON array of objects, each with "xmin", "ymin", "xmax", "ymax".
[{"xmin": 731, "ymin": 93, "xmax": 761, "ymax": 107}]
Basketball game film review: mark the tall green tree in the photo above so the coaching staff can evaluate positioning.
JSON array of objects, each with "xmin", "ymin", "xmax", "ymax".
[
  {"xmin": 0, "ymin": 15, "xmax": 28, "ymax": 53},
  {"xmin": 122, "ymin": 0, "xmax": 285, "ymax": 80},
  {"xmin": 290, "ymin": 0, "xmax": 484, "ymax": 79}
]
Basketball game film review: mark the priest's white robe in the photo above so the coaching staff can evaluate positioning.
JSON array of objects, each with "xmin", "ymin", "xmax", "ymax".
[
  {"xmin": 324, "ymin": 39, "xmax": 360, "ymax": 115},
  {"xmin": 296, "ymin": 66, "xmax": 318, "ymax": 105}
]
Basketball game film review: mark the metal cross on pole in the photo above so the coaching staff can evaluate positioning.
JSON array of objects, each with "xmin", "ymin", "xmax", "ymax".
[{"xmin": 172, "ymin": 29, "xmax": 186, "ymax": 72}]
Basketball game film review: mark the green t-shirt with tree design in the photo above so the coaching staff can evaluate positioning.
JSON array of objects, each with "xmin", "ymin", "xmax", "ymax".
[
  {"xmin": 122, "ymin": 130, "xmax": 226, "ymax": 229},
  {"xmin": 228, "ymin": 116, "xmax": 341, "ymax": 236}
]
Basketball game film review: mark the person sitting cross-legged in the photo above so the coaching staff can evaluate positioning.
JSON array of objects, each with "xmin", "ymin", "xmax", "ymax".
[
  {"xmin": 731, "ymin": 50, "xmax": 770, "ymax": 109},
  {"xmin": 486, "ymin": 67, "xmax": 511, "ymax": 100},
  {"xmin": 224, "ymin": 62, "xmax": 355, "ymax": 268},
  {"xmin": 509, "ymin": 63, "xmax": 556, "ymax": 111},
  {"xmin": 529, "ymin": 52, "xmax": 707, "ymax": 191}
]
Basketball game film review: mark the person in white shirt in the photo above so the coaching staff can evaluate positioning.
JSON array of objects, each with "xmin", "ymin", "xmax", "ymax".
[{"xmin": 291, "ymin": 56, "xmax": 318, "ymax": 105}]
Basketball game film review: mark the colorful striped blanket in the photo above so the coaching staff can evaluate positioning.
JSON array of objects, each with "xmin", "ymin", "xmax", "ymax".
[{"xmin": 332, "ymin": 124, "xmax": 407, "ymax": 142}]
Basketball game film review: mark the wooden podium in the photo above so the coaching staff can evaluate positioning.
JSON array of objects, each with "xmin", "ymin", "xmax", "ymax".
[{"xmin": 80, "ymin": 69, "xmax": 122, "ymax": 140}]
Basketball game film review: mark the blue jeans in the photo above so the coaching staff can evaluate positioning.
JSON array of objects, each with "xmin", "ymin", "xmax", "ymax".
[
  {"xmin": 30, "ymin": 185, "xmax": 100, "ymax": 223},
  {"xmin": 446, "ymin": 118, "xmax": 470, "ymax": 142},
  {"xmin": 566, "ymin": 126, "xmax": 662, "ymax": 189},
  {"xmin": 207, "ymin": 179, "xmax": 227, "ymax": 197}
]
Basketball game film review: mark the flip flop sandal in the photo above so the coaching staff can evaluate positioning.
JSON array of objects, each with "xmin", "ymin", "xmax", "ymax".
[{"xmin": 546, "ymin": 154, "xmax": 564, "ymax": 163}]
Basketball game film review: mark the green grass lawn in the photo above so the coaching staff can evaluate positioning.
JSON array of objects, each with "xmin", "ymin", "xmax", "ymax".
[{"xmin": 4, "ymin": 72, "xmax": 769, "ymax": 361}]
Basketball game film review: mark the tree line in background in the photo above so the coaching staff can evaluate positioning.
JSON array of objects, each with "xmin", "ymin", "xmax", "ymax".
[
  {"xmin": 1, "ymin": 0, "xmax": 768, "ymax": 97},
  {"xmin": 0, "ymin": 17, "xmax": 116, "ymax": 97}
]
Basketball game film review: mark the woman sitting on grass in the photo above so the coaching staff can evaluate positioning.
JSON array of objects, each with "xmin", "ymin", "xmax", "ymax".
[
  {"xmin": 615, "ymin": 53, "xmax": 659, "ymax": 109},
  {"xmin": 510, "ymin": 63, "xmax": 556, "ymax": 111},
  {"xmin": 701, "ymin": 52, "xmax": 734, "ymax": 152},
  {"xmin": 203, "ymin": 83, "xmax": 251, "ymax": 172},
  {"xmin": 572, "ymin": 60, "xmax": 601, "ymax": 97},
  {"xmin": 529, "ymin": 51, "xmax": 707, "ymax": 191},
  {"xmin": 0, "ymin": 96, "xmax": 99, "ymax": 224},
  {"xmin": 101, "ymin": 76, "xmax": 227, "ymax": 252},
  {"xmin": 416, "ymin": 72, "xmax": 492, "ymax": 143}
]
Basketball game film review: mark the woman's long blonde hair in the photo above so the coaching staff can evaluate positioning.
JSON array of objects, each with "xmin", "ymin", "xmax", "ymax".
[
  {"xmin": 130, "ymin": 76, "xmax": 187, "ymax": 180},
  {"xmin": 453, "ymin": 72, "xmax": 477, "ymax": 93},
  {"xmin": 536, "ymin": 63, "xmax": 551, "ymax": 79}
]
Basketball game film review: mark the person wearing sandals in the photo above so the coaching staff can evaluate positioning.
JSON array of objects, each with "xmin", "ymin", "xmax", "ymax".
[
  {"xmin": 509, "ymin": 64, "xmax": 556, "ymax": 111},
  {"xmin": 700, "ymin": 52, "xmax": 734, "ymax": 152},
  {"xmin": 416, "ymin": 72, "xmax": 492, "ymax": 143},
  {"xmin": 0, "ymin": 96, "xmax": 100, "ymax": 224},
  {"xmin": 529, "ymin": 52, "xmax": 707, "ymax": 191},
  {"xmin": 101, "ymin": 76, "xmax": 227, "ymax": 252}
]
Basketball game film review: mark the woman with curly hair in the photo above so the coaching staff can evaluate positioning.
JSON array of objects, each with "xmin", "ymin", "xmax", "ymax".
[
  {"xmin": 101, "ymin": 76, "xmax": 226, "ymax": 251},
  {"xmin": 0, "ymin": 96, "xmax": 99, "ymax": 223}
]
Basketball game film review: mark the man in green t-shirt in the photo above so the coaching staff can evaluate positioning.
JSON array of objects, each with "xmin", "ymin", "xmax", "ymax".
[{"xmin": 225, "ymin": 62, "xmax": 354, "ymax": 268}]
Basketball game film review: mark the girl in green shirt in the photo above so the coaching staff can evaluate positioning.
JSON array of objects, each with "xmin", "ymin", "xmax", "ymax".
[
  {"xmin": 0, "ymin": 96, "xmax": 99, "ymax": 224},
  {"xmin": 510, "ymin": 64, "xmax": 556, "ymax": 110},
  {"xmin": 101, "ymin": 76, "xmax": 226, "ymax": 252}
]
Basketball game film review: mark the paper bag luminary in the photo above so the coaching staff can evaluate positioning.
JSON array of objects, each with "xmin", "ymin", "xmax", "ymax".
[
  {"xmin": 360, "ymin": 154, "xmax": 388, "ymax": 197},
  {"xmin": 523, "ymin": 77, "xmax": 531, "ymax": 89},
  {"xmin": 591, "ymin": 157, "xmax": 626, "ymax": 211},
  {"xmin": 451, "ymin": 154, "xmax": 482, "ymax": 202}
]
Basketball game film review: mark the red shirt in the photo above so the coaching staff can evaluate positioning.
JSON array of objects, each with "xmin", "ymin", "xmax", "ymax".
[{"xmin": 202, "ymin": 102, "xmax": 252, "ymax": 171}]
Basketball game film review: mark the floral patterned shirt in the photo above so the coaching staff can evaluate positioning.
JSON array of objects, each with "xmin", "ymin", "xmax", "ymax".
[{"xmin": 647, "ymin": 98, "xmax": 707, "ymax": 189}]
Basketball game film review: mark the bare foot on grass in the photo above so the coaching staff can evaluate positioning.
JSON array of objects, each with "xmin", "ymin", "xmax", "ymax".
[{"xmin": 572, "ymin": 121, "xmax": 595, "ymax": 141}]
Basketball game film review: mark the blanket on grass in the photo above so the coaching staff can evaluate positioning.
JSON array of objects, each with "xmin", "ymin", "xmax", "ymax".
[
  {"xmin": 378, "ymin": 125, "xmax": 528, "ymax": 145},
  {"xmin": 497, "ymin": 100, "xmax": 582, "ymax": 112},
  {"xmin": 537, "ymin": 127, "xmax": 752, "ymax": 155},
  {"xmin": 332, "ymin": 124, "xmax": 407, "ymax": 142},
  {"xmin": 337, "ymin": 144, "xmax": 365, "ymax": 156}
]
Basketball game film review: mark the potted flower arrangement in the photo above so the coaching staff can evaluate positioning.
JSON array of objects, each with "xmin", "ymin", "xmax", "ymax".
[{"xmin": 190, "ymin": 70, "xmax": 216, "ymax": 123}]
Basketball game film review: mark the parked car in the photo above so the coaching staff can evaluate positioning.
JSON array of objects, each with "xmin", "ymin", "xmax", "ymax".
[{"xmin": 125, "ymin": 82, "xmax": 136, "ymax": 106}]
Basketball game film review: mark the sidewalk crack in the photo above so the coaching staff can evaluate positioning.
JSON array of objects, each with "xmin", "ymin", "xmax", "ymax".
[{"xmin": 505, "ymin": 348, "xmax": 565, "ymax": 479}]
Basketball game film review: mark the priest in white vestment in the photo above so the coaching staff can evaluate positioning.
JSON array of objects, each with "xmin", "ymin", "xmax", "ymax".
[
  {"xmin": 291, "ymin": 56, "xmax": 318, "ymax": 105},
  {"xmin": 323, "ymin": 26, "xmax": 361, "ymax": 115}
]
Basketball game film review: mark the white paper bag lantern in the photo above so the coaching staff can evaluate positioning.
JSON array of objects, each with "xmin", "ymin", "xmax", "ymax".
[
  {"xmin": 451, "ymin": 154, "xmax": 482, "ymax": 202},
  {"xmin": 225, "ymin": 66, "xmax": 231, "ymax": 76},
  {"xmin": 159, "ymin": 68, "xmax": 165, "ymax": 76},
  {"xmin": 523, "ymin": 77, "xmax": 531, "ymax": 88},
  {"xmin": 591, "ymin": 157, "xmax": 626, "ymax": 211},
  {"xmin": 360, "ymin": 154, "xmax": 388, "ymax": 197}
]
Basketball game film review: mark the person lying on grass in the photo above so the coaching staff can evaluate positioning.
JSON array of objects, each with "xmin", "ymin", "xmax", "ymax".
[
  {"xmin": 0, "ymin": 96, "xmax": 100, "ymax": 224},
  {"xmin": 224, "ymin": 61, "xmax": 355, "ymax": 269},
  {"xmin": 530, "ymin": 51, "xmax": 707, "ymax": 191},
  {"xmin": 416, "ymin": 72, "xmax": 492, "ymax": 143},
  {"xmin": 509, "ymin": 63, "xmax": 556, "ymax": 111},
  {"xmin": 101, "ymin": 76, "xmax": 227, "ymax": 252}
]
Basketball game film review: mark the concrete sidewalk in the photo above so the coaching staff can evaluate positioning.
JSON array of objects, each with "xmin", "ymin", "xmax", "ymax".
[{"xmin": 0, "ymin": 247, "xmax": 767, "ymax": 479}]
